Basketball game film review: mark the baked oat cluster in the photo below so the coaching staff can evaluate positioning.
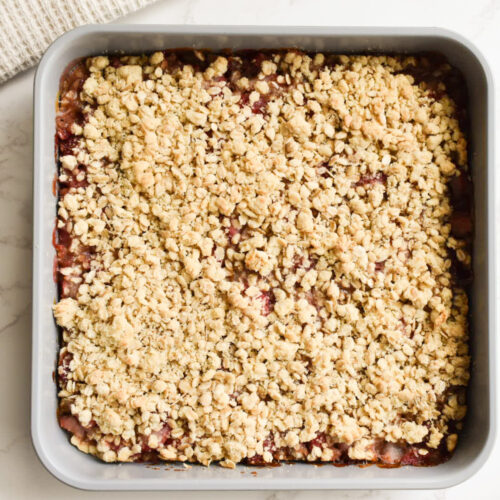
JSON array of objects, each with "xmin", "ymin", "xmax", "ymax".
[{"xmin": 54, "ymin": 50, "xmax": 471, "ymax": 467}]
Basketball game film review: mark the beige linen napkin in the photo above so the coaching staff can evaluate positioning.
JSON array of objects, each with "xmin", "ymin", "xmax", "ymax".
[{"xmin": 0, "ymin": 0, "xmax": 156, "ymax": 83}]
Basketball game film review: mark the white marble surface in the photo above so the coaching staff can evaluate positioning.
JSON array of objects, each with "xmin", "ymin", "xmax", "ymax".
[{"xmin": 0, "ymin": 0, "xmax": 499, "ymax": 498}]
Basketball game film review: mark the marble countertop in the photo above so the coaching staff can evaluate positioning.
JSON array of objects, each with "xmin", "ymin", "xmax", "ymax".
[{"xmin": 1, "ymin": 0, "xmax": 498, "ymax": 498}]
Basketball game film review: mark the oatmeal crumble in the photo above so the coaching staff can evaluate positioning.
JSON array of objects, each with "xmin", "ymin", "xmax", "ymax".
[{"xmin": 54, "ymin": 50, "xmax": 472, "ymax": 467}]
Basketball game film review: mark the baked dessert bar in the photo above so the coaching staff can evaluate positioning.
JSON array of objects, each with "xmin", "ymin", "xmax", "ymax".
[{"xmin": 53, "ymin": 50, "xmax": 472, "ymax": 467}]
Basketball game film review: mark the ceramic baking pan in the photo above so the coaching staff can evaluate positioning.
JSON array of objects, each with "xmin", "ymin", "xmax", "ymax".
[{"xmin": 32, "ymin": 25, "xmax": 495, "ymax": 490}]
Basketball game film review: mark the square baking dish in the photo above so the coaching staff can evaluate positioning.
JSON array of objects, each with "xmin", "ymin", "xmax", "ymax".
[{"xmin": 32, "ymin": 25, "xmax": 496, "ymax": 490}]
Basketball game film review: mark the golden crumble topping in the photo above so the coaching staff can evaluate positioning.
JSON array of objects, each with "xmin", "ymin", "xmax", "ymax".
[{"xmin": 54, "ymin": 50, "xmax": 471, "ymax": 467}]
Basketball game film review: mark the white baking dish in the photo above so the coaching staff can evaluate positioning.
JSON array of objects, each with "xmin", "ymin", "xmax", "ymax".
[{"xmin": 32, "ymin": 25, "xmax": 496, "ymax": 490}]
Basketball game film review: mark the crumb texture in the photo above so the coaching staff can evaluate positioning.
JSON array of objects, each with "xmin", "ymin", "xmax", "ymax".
[{"xmin": 54, "ymin": 51, "xmax": 471, "ymax": 466}]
